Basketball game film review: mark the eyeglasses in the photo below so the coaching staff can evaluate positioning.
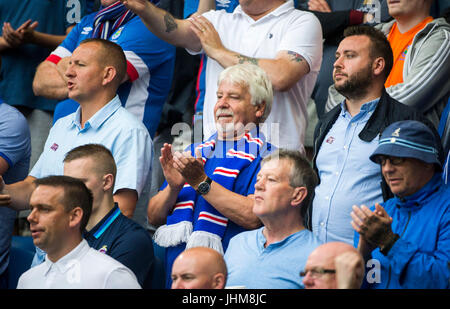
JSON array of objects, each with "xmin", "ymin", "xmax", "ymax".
[
  {"xmin": 299, "ymin": 268, "xmax": 336, "ymax": 278},
  {"xmin": 374, "ymin": 155, "xmax": 406, "ymax": 166}
]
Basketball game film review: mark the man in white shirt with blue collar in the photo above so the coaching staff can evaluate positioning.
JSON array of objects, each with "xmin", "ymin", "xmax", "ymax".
[
  {"xmin": 0, "ymin": 38, "xmax": 152, "ymax": 218},
  {"xmin": 17, "ymin": 175, "xmax": 140, "ymax": 289}
]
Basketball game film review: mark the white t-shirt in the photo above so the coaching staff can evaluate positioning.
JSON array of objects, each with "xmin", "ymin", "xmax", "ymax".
[
  {"xmin": 17, "ymin": 240, "xmax": 141, "ymax": 289},
  {"xmin": 189, "ymin": 0, "xmax": 322, "ymax": 151}
]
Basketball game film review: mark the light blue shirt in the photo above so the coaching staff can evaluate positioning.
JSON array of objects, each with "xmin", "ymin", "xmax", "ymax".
[
  {"xmin": 30, "ymin": 95, "xmax": 152, "ymax": 196},
  {"xmin": 224, "ymin": 227, "xmax": 321, "ymax": 289},
  {"xmin": 312, "ymin": 98, "xmax": 383, "ymax": 244},
  {"xmin": 0, "ymin": 100, "xmax": 31, "ymax": 278}
]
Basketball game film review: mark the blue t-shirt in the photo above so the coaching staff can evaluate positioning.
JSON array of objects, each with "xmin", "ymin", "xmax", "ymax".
[
  {"xmin": 49, "ymin": 13, "xmax": 175, "ymax": 138},
  {"xmin": 0, "ymin": 100, "xmax": 31, "ymax": 281},
  {"xmin": 225, "ymin": 227, "xmax": 321, "ymax": 289},
  {"xmin": 83, "ymin": 204, "xmax": 154, "ymax": 288},
  {"xmin": 0, "ymin": 0, "xmax": 92, "ymax": 111}
]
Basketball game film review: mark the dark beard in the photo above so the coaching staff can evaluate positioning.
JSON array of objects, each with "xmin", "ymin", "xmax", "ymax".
[{"xmin": 335, "ymin": 65, "xmax": 373, "ymax": 101}]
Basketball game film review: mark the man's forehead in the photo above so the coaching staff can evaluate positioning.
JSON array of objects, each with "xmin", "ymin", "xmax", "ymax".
[
  {"xmin": 72, "ymin": 42, "xmax": 101, "ymax": 60},
  {"xmin": 31, "ymin": 185, "xmax": 64, "ymax": 204},
  {"xmin": 337, "ymin": 35, "xmax": 371, "ymax": 53},
  {"xmin": 218, "ymin": 79, "xmax": 248, "ymax": 92},
  {"xmin": 259, "ymin": 158, "xmax": 292, "ymax": 177}
]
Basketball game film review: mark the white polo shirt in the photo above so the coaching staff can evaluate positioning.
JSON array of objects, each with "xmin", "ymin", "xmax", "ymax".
[
  {"xmin": 30, "ymin": 95, "xmax": 153, "ymax": 197},
  {"xmin": 17, "ymin": 240, "xmax": 141, "ymax": 289},
  {"xmin": 189, "ymin": 0, "xmax": 322, "ymax": 151}
]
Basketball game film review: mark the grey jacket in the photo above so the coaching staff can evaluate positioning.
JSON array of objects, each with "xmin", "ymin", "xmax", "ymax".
[{"xmin": 326, "ymin": 17, "xmax": 450, "ymax": 127}]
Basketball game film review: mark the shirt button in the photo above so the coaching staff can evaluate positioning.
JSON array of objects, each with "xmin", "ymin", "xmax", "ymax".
[
  {"xmin": 335, "ymin": 172, "xmax": 339, "ymax": 176},
  {"xmin": 320, "ymin": 222, "xmax": 325, "ymax": 227},
  {"xmin": 325, "ymin": 196, "xmax": 329, "ymax": 200}
]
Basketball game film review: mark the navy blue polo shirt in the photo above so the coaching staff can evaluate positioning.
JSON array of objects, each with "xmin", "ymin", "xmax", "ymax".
[{"xmin": 83, "ymin": 204, "xmax": 154, "ymax": 288}]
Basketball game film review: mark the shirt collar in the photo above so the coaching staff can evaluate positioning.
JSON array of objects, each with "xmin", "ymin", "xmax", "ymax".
[
  {"xmin": 43, "ymin": 239, "xmax": 90, "ymax": 276},
  {"xmin": 69, "ymin": 95, "xmax": 122, "ymax": 131},
  {"xmin": 85, "ymin": 203, "xmax": 121, "ymax": 239},
  {"xmin": 234, "ymin": 0, "xmax": 294, "ymax": 20},
  {"xmin": 257, "ymin": 226, "xmax": 307, "ymax": 250},
  {"xmin": 340, "ymin": 97, "xmax": 380, "ymax": 119}
]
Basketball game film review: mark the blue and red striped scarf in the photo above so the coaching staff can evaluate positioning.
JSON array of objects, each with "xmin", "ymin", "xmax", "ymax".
[
  {"xmin": 154, "ymin": 129, "xmax": 266, "ymax": 254},
  {"xmin": 92, "ymin": 2, "xmax": 135, "ymax": 39}
]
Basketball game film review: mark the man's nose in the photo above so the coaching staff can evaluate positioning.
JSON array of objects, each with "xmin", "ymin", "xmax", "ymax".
[
  {"xmin": 302, "ymin": 272, "xmax": 314, "ymax": 288},
  {"xmin": 171, "ymin": 280, "xmax": 183, "ymax": 289},
  {"xmin": 216, "ymin": 96, "xmax": 230, "ymax": 108},
  {"xmin": 27, "ymin": 208, "xmax": 37, "ymax": 224},
  {"xmin": 255, "ymin": 177, "xmax": 265, "ymax": 191},
  {"xmin": 333, "ymin": 55, "xmax": 343, "ymax": 69},
  {"xmin": 382, "ymin": 160, "xmax": 396, "ymax": 172},
  {"xmin": 65, "ymin": 63, "xmax": 75, "ymax": 78}
]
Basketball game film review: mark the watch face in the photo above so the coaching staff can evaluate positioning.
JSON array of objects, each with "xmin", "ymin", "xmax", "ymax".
[{"xmin": 197, "ymin": 181, "xmax": 210, "ymax": 195}]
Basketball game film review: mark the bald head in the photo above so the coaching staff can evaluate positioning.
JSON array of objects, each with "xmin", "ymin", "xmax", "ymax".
[
  {"xmin": 303, "ymin": 242, "xmax": 363, "ymax": 289},
  {"xmin": 171, "ymin": 247, "xmax": 227, "ymax": 289},
  {"xmin": 311, "ymin": 242, "xmax": 358, "ymax": 265}
]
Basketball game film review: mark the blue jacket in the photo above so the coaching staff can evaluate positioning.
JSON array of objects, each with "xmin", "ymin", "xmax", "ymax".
[{"xmin": 361, "ymin": 173, "xmax": 450, "ymax": 289}]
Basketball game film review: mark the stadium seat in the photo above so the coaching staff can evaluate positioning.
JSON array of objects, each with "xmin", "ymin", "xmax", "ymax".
[
  {"xmin": 150, "ymin": 240, "xmax": 166, "ymax": 289},
  {"xmin": 6, "ymin": 236, "xmax": 35, "ymax": 289}
]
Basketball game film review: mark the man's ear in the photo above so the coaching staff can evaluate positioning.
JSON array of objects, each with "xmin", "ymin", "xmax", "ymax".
[
  {"xmin": 255, "ymin": 102, "xmax": 266, "ymax": 120},
  {"xmin": 291, "ymin": 187, "xmax": 307, "ymax": 207},
  {"xmin": 69, "ymin": 207, "xmax": 83, "ymax": 229},
  {"xmin": 102, "ymin": 66, "xmax": 117, "ymax": 86},
  {"xmin": 102, "ymin": 173, "xmax": 114, "ymax": 192},
  {"xmin": 212, "ymin": 273, "xmax": 226, "ymax": 289},
  {"xmin": 372, "ymin": 57, "xmax": 385, "ymax": 77}
]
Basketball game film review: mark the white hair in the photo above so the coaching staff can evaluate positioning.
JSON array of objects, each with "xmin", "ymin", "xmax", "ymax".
[{"xmin": 217, "ymin": 64, "xmax": 273, "ymax": 122}]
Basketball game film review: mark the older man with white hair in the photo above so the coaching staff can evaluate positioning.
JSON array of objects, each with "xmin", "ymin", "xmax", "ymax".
[{"xmin": 148, "ymin": 63, "xmax": 274, "ymax": 288}]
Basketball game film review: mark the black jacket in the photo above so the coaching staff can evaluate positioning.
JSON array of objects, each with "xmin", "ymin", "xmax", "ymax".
[{"xmin": 305, "ymin": 89, "xmax": 442, "ymax": 229}]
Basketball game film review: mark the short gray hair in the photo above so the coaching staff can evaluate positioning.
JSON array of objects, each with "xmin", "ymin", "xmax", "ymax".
[
  {"xmin": 261, "ymin": 149, "xmax": 318, "ymax": 218},
  {"xmin": 218, "ymin": 64, "xmax": 273, "ymax": 122}
]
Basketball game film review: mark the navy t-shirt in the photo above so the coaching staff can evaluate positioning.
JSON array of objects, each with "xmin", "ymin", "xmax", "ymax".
[{"xmin": 83, "ymin": 204, "xmax": 154, "ymax": 288}]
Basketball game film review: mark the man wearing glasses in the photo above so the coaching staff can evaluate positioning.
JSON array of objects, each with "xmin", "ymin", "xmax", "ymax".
[
  {"xmin": 351, "ymin": 120, "xmax": 450, "ymax": 289},
  {"xmin": 302, "ymin": 241, "xmax": 365, "ymax": 289}
]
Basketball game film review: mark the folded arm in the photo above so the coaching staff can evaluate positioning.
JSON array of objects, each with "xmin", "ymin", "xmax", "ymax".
[
  {"xmin": 188, "ymin": 15, "xmax": 311, "ymax": 92},
  {"xmin": 0, "ymin": 175, "xmax": 37, "ymax": 211},
  {"xmin": 32, "ymin": 58, "xmax": 70, "ymax": 100}
]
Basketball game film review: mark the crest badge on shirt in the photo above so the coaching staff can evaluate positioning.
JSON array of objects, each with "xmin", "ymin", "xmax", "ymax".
[
  {"xmin": 99, "ymin": 245, "xmax": 108, "ymax": 254},
  {"xmin": 50, "ymin": 143, "xmax": 59, "ymax": 151},
  {"xmin": 216, "ymin": 0, "xmax": 232, "ymax": 8},
  {"xmin": 326, "ymin": 136, "xmax": 335, "ymax": 144},
  {"xmin": 400, "ymin": 45, "xmax": 410, "ymax": 61},
  {"xmin": 111, "ymin": 27, "xmax": 124, "ymax": 41},
  {"xmin": 81, "ymin": 26, "xmax": 93, "ymax": 35}
]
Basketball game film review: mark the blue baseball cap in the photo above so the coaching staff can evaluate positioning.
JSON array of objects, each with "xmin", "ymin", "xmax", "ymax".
[{"xmin": 370, "ymin": 120, "xmax": 442, "ymax": 170}]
